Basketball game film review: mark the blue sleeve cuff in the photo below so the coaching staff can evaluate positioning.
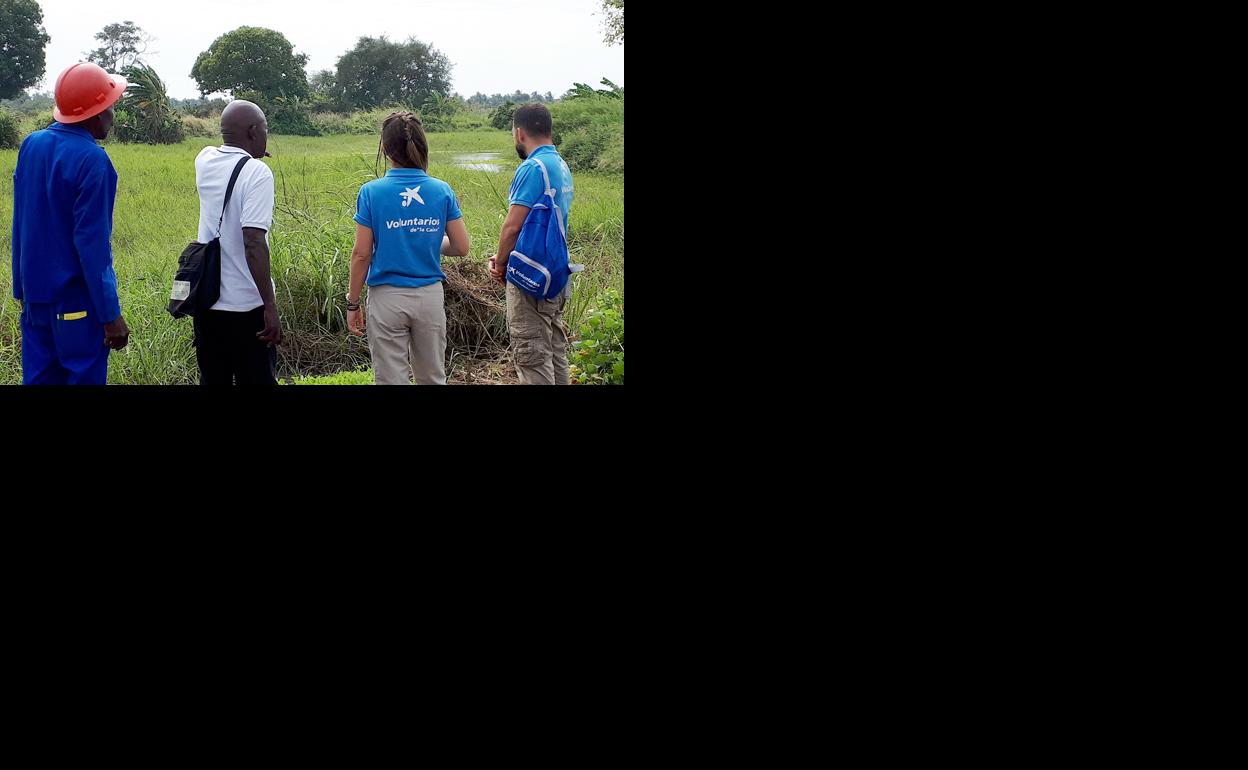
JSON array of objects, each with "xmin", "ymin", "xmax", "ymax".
[{"xmin": 98, "ymin": 299, "xmax": 122, "ymax": 323}]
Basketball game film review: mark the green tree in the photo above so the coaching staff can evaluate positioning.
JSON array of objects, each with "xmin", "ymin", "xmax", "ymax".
[
  {"xmin": 489, "ymin": 101, "xmax": 516, "ymax": 130},
  {"xmin": 334, "ymin": 36, "xmax": 452, "ymax": 110},
  {"xmin": 0, "ymin": 0, "xmax": 51, "ymax": 101},
  {"xmin": 599, "ymin": 0, "xmax": 623, "ymax": 45},
  {"xmin": 418, "ymin": 91, "xmax": 458, "ymax": 131},
  {"xmin": 564, "ymin": 78, "xmax": 623, "ymax": 100},
  {"xmin": 85, "ymin": 21, "xmax": 154, "ymax": 72},
  {"xmin": 468, "ymin": 91, "xmax": 555, "ymax": 109},
  {"xmin": 422, "ymin": 90, "xmax": 457, "ymax": 116},
  {"xmin": 114, "ymin": 63, "xmax": 183, "ymax": 144},
  {"xmin": 191, "ymin": 27, "xmax": 309, "ymax": 100},
  {"xmin": 0, "ymin": 89, "xmax": 54, "ymax": 113},
  {"xmin": 309, "ymin": 69, "xmax": 336, "ymax": 97},
  {"xmin": 308, "ymin": 69, "xmax": 340, "ymax": 112}
]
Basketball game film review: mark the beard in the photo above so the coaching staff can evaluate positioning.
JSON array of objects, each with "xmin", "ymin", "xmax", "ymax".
[{"xmin": 516, "ymin": 143, "xmax": 528, "ymax": 160}]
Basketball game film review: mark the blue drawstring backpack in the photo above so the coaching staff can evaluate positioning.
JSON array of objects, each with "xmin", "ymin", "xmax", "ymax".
[{"xmin": 507, "ymin": 155, "xmax": 573, "ymax": 300}]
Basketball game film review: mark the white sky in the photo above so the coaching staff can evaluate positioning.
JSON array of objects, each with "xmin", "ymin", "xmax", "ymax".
[{"xmin": 28, "ymin": 0, "xmax": 624, "ymax": 100}]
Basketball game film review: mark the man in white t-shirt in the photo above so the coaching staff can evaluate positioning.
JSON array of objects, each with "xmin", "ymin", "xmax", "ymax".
[{"xmin": 192, "ymin": 100, "xmax": 283, "ymax": 385}]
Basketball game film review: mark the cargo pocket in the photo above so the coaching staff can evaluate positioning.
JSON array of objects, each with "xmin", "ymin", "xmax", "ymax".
[
  {"xmin": 52, "ymin": 307, "xmax": 102, "ymax": 362},
  {"xmin": 513, "ymin": 328, "xmax": 547, "ymax": 368}
]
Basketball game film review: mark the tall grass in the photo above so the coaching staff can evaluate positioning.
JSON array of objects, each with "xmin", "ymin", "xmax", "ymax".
[
  {"xmin": 0, "ymin": 131, "xmax": 623, "ymax": 384},
  {"xmin": 310, "ymin": 107, "xmax": 496, "ymax": 136}
]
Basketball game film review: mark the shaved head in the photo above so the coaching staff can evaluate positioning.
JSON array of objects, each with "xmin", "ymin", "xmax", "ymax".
[{"xmin": 221, "ymin": 100, "xmax": 269, "ymax": 159}]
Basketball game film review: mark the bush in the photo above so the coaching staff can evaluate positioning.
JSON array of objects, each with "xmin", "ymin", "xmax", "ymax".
[
  {"xmin": 306, "ymin": 108, "xmax": 410, "ymax": 137},
  {"xmin": 26, "ymin": 110, "xmax": 54, "ymax": 134},
  {"xmin": 310, "ymin": 112, "xmax": 354, "ymax": 135},
  {"xmin": 0, "ymin": 110, "xmax": 20, "ymax": 149},
  {"xmin": 114, "ymin": 64, "xmax": 185, "ymax": 145},
  {"xmin": 269, "ymin": 105, "xmax": 319, "ymax": 136},
  {"xmin": 550, "ymin": 96, "xmax": 624, "ymax": 142},
  {"xmin": 182, "ymin": 114, "xmax": 218, "ymax": 138},
  {"xmin": 289, "ymin": 367, "xmax": 374, "ymax": 385},
  {"xmin": 453, "ymin": 111, "xmax": 490, "ymax": 131},
  {"xmin": 489, "ymin": 101, "xmax": 516, "ymax": 130},
  {"xmin": 560, "ymin": 121, "xmax": 623, "ymax": 174},
  {"xmin": 236, "ymin": 91, "xmax": 320, "ymax": 136},
  {"xmin": 308, "ymin": 95, "xmax": 342, "ymax": 114},
  {"xmin": 192, "ymin": 99, "xmax": 228, "ymax": 118},
  {"xmin": 550, "ymin": 96, "xmax": 624, "ymax": 173},
  {"xmin": 172, "ymin": 97, "xmax": 228, "ymax": 118},
  {"xmin": 420, "ymin": 92, "xmax": 459, "ymax": 132},
  {"xmin": 114, "ymin": 107, "xmax": 185, "ymax": 145},
  {"xmin": 265, "ymin": 99, "xmax": 319, "ymax": 136},
  {"xmin": 350, "ymin": 108, "xmax": 402, "ymax": 135},
  {"xmin": 305, "ymin": 111, "xmax": 386, "ymax": 136},
  {"xmin": 344, "ymin": 107, "xmax": 443, "ymax": 136},
  {"xmin": 595, "ymin": 130, "xmax": 624, "ymax": 173},
  {"xmin": 569, "ymin": 289, "xmax": 623, "ymax": 385}
]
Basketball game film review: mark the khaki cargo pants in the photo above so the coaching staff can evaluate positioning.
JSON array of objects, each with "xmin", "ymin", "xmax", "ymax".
[
  {"xmin": 367, "ymin": 283, "xmax": 447, "ymax": 385},
  {"xmin": 506, "ymin": 282, "xmax": 571, "ymax": 385}
]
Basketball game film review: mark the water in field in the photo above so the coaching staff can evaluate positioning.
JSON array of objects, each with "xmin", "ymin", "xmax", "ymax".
[{"xmin": 451, "ymin": 152, "xmax": 503, "ymax": 172}]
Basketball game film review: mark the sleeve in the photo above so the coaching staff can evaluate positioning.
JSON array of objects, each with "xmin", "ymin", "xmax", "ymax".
[
  {"xmin": 353, "ymin": 185, "xmax": 372, "ymax": 228},
  {"xmin": 240, "ymin": 165, "xmax": 275, "ymax": 231},
  {"xmin": 72, "ymin": 151, "xmax": 121, "ymax": 322},
  {"xmin": 508, "ymin": 161, "xmax": 543, "ymax": 208},
  {"xmin": 11, "ymin": 138, "xmax": 26, "ymax": 300}
]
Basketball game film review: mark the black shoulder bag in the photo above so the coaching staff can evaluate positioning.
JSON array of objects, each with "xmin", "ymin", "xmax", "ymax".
[{"xmin": 168, "ymin": 156, "xmax": 250, "ymax": 318}]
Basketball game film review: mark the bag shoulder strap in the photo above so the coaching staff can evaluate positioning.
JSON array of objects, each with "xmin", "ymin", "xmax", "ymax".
[
  {"xmin": 216, "ymin": 155, "xmax": 251, "ymax": 234},
  {"xmin": 528, "ymin": 155, "xmax": 567, "ymax": 241},
  {"xmin": 530, "ymin": 155, "xmax": 556, "ymax": 198}
]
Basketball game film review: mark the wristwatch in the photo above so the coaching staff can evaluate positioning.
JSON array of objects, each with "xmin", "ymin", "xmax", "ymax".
[{"xmin": 346, "ymin": 292, "xmax": 360, "ymax": 311}]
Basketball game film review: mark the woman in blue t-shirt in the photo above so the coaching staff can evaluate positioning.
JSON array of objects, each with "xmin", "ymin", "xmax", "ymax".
[{"xmin": 346, "ymin": 112, "xmax": 471, "ymax": 385}]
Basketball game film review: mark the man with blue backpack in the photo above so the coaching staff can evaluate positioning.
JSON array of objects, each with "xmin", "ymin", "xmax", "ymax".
[{"xmin": 488, "ymin": 104, "xmax": 576, "ymax": 385}]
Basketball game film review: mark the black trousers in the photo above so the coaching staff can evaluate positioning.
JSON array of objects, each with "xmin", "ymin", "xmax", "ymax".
[{"xmin": 193, "ymin": 308, "xmax": 277, "ymax": 385}]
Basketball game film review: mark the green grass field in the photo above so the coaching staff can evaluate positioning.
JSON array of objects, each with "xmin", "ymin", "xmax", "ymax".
[{"xmin": 0, "ymin": 130, "xmax": 623, "ymax": 384}]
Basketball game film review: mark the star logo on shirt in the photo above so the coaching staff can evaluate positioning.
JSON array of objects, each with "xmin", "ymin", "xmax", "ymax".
[{"xmin": 401, "ymin": 187, "xmax": 424, "ymax": 207}]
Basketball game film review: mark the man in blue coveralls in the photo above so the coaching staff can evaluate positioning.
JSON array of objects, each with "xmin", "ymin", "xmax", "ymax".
[{"xmin": 10, "ymin": 61, "xmax": 131, "ymax": 385}]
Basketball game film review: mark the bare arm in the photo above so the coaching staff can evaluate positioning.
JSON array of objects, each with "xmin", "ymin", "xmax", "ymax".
[
  {"xmin": 441, "ymin": 218, "xmax": 471, "ymax": 257},
  {"xmin": 488, "ymin": 204, "xmax": 531, "ymax": 284},
  {"xmin": 244, "ymin": 226, "xmax": 282, "ymax": 346},
  {"xmin": 347, "ymin": 223, "xmax": 374, "ymax": 336}
]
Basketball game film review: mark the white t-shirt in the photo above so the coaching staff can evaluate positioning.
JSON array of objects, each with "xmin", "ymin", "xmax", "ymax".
[{"xmin": 195, "ymin": 145, "xmax": 276, "ymax": 311}]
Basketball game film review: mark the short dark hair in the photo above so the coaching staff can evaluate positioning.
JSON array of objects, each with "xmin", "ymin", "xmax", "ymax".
[{"xmin": 513, "ymin": 103, "xmax": 552, "ymax": 138}]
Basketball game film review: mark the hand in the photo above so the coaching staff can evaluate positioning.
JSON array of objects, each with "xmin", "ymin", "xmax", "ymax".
[
  {"xmin": 488, "ymin": 254, "xmax": 506, "ymax": 286},
  {"xmin": 256, "ymin": 304, "xmax": 283, "ymax": 347},
  {"xmin": 348, "ymin": 307, "xmax": 366, "ymax": 337},
  {"xmin": 104, "ymin": 316, "xmax": 129, "ymax": 350}
]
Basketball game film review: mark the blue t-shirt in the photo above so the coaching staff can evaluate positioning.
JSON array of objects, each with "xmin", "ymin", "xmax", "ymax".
[
  {"xmin": 354, "ymin": 168, "xmax": 462, "ymax": 288},
  {"xmin": 509, "ymin": 146, "xmax": 574, "ymax": 231}
]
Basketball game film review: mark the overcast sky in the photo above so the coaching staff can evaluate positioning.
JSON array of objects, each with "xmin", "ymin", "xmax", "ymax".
[{"xmin": 27, "ymin": 0, "xmax": 624, "ymax": 100}]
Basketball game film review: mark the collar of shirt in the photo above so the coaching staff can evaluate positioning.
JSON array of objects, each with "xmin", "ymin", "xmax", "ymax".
[{"xmin": 47, "ymin": 122, "xmax": 97, "ymax": 142}]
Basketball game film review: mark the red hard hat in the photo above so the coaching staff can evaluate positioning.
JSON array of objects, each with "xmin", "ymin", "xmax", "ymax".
[{"xmin": 53, "ymin": 62, "xmax": 128, "ymax": 124}]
